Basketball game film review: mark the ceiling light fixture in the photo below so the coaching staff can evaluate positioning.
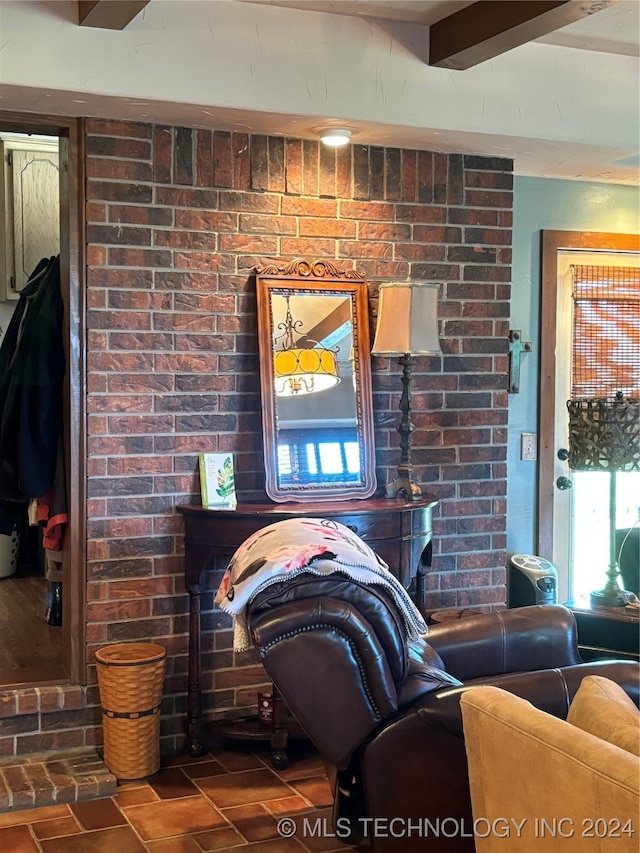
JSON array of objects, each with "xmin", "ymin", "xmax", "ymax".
[{"xmin": 319, "ymin": 128, "xmax": 352, "ymax": 147}]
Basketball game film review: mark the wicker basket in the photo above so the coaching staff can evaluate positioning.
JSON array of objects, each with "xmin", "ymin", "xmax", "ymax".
[{"xmin": 95, "ymin": 642, "xmax": 166, "ymax": 782}]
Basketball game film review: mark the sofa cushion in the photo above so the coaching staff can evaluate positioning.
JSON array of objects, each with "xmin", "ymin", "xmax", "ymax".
[{"xmin": 567, "ymin": 675, "xmax": 640, "ymax": 756}]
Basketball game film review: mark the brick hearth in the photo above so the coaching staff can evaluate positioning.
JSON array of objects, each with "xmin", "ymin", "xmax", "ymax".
[{"xmin": 0, "ymin": 749, "xmax": 116, "ymax": 812}]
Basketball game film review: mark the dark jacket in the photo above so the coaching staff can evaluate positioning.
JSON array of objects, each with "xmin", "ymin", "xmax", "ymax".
[{"xmin": 0, "ymin": 256, "xmax": 64, "ymax": 501}]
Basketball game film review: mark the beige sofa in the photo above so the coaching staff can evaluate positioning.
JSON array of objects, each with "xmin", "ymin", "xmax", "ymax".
[{"xmin": 460, "ymin": 677, "xmax": 640, "ymax": 852}]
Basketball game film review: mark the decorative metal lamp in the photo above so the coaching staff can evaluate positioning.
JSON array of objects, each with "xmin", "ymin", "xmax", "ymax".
[
  {"xmin": 273, "ymin": 295, "xmax": 340, "ymax": 397},
  {"xmin": 567, "ymin": 392, "xmax": 640, "ymax": 607},
  {"xmin": 371, "ymin": 281, "xmax": 441, "ymax": 500}
]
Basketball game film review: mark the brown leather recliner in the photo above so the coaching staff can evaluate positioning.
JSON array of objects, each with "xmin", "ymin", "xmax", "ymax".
[{"xmin": 247, "ymin": 575, "xmax": 640, "ymax": 852}]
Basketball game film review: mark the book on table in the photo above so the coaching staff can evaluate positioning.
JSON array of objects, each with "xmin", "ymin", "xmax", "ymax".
[{"xmin": 199, "ymin": 453, "xmax": 237, "ymax": 509}]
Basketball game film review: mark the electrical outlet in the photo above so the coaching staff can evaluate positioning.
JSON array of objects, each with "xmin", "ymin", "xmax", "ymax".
[{"xmin": 521, "ymin": 432, "xmax": 537, "ymax": 461}]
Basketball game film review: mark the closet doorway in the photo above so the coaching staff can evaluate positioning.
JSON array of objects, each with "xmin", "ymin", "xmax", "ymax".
[{"xmin": 0, "ymin": 112, "xmax": 84, "ymax": 688}]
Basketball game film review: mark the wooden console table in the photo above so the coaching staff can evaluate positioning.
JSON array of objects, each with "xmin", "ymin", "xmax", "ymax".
[{"xmin": 178, "ymin": 496, "xmax": 438, "ymax": 762}]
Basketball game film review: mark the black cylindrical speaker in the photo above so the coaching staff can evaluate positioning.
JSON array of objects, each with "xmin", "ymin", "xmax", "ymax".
[{"xmin": 508, "ymin": 554, "xmax": 558, "ymax": 608}]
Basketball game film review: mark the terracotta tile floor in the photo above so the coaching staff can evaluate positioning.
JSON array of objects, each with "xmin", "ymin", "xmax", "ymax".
[{"xmin": 0, "ymin": 743, "xmax": 360, "ymax": 852}]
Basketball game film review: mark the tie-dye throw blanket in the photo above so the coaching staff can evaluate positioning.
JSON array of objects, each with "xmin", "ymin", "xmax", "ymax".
[{"xmin": 214, "ymin": 516, "xmax": 428, "ymax": 651}]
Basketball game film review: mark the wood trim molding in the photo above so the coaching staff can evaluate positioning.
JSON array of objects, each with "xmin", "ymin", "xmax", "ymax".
[
  {"xmin": 63, "ymin": 118, "xmax": 87, "ymax": 686},
  {"xmin": 537, "ymin": 230, "xmax": 640, "ymax": 560},
  {"xmin": 429, "ymin": 0, "xmax": 620, "ymax": 70},
  {"xmin": 78, "ymin": 1, "xmax": 149, "ymax": 30}
]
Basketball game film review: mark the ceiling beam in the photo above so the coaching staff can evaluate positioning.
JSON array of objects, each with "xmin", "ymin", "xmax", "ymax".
[
  {"xmin": 429, "ymin": 0, "xmax": 620, "ymax": 70},
  {"xmin": 78, "ymin": 1, "xmax": 149, "ymax": 30}
]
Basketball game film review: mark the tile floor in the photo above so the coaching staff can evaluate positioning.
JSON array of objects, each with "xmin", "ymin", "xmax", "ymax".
[{"xmin": 0, "ymin": 742, "xmax": 360, "ymax": 853}]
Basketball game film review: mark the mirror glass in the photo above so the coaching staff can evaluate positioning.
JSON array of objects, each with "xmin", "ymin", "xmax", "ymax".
[{"xmin": 256, "ymin": 260, "xmax": 376, "ymax": 502}]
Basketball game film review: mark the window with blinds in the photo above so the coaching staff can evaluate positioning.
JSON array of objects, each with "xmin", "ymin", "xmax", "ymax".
[{"xmin": 570, "ymin": 265, "xmax": 640, "ymax": 399}]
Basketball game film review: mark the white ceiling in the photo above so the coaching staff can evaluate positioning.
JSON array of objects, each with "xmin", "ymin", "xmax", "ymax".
[
  {"xmin": 244, "ymin": 0, "xmax": 639, "ymax": 55},
  {"xmin": 0, "ymin": 0, "xmax": 638, "ymax": 185}
]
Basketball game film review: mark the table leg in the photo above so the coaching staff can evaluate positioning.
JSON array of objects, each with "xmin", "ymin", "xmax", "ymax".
[
  {"xmin": 414, "ymin": 538, "xmax": 432, "ymax": 618},
  {"xmin": 415, "ymin": 567, "xmax": 427, "ymax": 617},
  {"xmin": 270, "ymin": 684, "xmax": 289, "ymax": 769},
  {"xmin": 186, "ymin": 586, "xmax": 204, "ymax": 756}
]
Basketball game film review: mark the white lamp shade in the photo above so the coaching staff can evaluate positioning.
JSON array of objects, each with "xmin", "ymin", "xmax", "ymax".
[{"xmin": 371, "ymin": 281, "xmax": 441, "ymax": 356}]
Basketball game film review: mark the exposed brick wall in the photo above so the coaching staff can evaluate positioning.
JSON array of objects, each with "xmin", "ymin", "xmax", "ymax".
[{"xmin": 4, "ymin": 118, "xmax": 513, "ymax": 756}]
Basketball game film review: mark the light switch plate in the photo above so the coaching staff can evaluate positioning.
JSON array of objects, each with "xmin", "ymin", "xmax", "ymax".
[{"xmin": 521, "ymin": 432, "xmax": 537, "ymax": 461}]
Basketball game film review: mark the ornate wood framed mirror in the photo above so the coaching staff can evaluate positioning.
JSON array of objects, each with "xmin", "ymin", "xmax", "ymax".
[{"xmin": 256, "ymin": 259, "xmax": 376, "ymax": 502}]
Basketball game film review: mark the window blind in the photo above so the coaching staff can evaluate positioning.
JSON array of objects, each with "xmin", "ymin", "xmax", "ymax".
[{"xmin": 570, "ymin": 265, "xmax": 640, "ymax": 399}]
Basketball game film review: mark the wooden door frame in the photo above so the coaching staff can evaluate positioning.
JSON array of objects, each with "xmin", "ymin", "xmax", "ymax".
[
  {"xmin": 537, "ymin": 230, "xmax": 640, "ymax": 562},
  {"xmin": 0, "ymin": 111, "xmax": 86, "ymax": 687}
]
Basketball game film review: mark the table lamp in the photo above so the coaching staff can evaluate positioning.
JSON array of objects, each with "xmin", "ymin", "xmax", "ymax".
[{"xmin": 371, "ymin": 281, "xmax": 441, "ymax": 500}]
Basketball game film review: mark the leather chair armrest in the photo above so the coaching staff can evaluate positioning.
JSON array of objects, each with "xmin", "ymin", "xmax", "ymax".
[
  {"xmin": 415, "ymin": 659, "xmax": 640, "ymax": 737},
  {"xmin": 425, "ymin": 604, "xmax": 582, "ymax": 680},
  {"xmin": 395, "ymin": 638, "xmax": 463, "ymax": 709}
]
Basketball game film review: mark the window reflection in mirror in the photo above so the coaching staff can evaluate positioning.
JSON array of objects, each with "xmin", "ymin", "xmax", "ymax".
[{"xmin": 256, "ymin": 262, "xmax": 376, "ymax": 502}]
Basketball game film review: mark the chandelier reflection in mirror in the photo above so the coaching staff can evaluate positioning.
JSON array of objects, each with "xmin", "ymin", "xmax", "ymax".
[
  {"xmin": 255, "ymin": 260, "xmax": 376, "ymax": 502},
  {"xmin": 273, "ymin": 294, "xmax": 341, "ymax": 397}
]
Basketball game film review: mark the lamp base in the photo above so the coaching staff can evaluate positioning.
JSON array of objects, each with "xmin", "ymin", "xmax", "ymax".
[
  {"xmin": 384, "ymin": 475, "xmax": 422, "ymax": 501},
  {"xmin": 590, "ymin": 587, "xmax": 635, "ymax": 608}
]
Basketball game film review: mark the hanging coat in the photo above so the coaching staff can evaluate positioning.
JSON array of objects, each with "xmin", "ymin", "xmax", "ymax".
[{"xmin": 0, "ymin": 256, "xmax": 64, "ymax": 501}]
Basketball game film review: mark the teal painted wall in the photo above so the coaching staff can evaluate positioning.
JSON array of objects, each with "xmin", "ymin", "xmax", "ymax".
[{"xmin": 508, "ymin": 178, "xmax": 639, "ymax": 561}]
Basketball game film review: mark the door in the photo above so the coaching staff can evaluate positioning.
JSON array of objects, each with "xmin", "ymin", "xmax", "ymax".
[
  {"xmin": 0, "ymin": 113, "xmax": 84, "ymax": 689},
  {"xmin": 538, "ymin": 231, "xmax": 640, "ymax": 603}
]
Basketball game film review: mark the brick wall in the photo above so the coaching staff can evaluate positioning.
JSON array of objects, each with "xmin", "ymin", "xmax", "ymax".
[
  {"xmin": 4, "ymin": 119, "xmax": 513, "ymax": 756},
  {"xmin": 0, "ymin": 684, "xmax": 95, "ymax": 758}
]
